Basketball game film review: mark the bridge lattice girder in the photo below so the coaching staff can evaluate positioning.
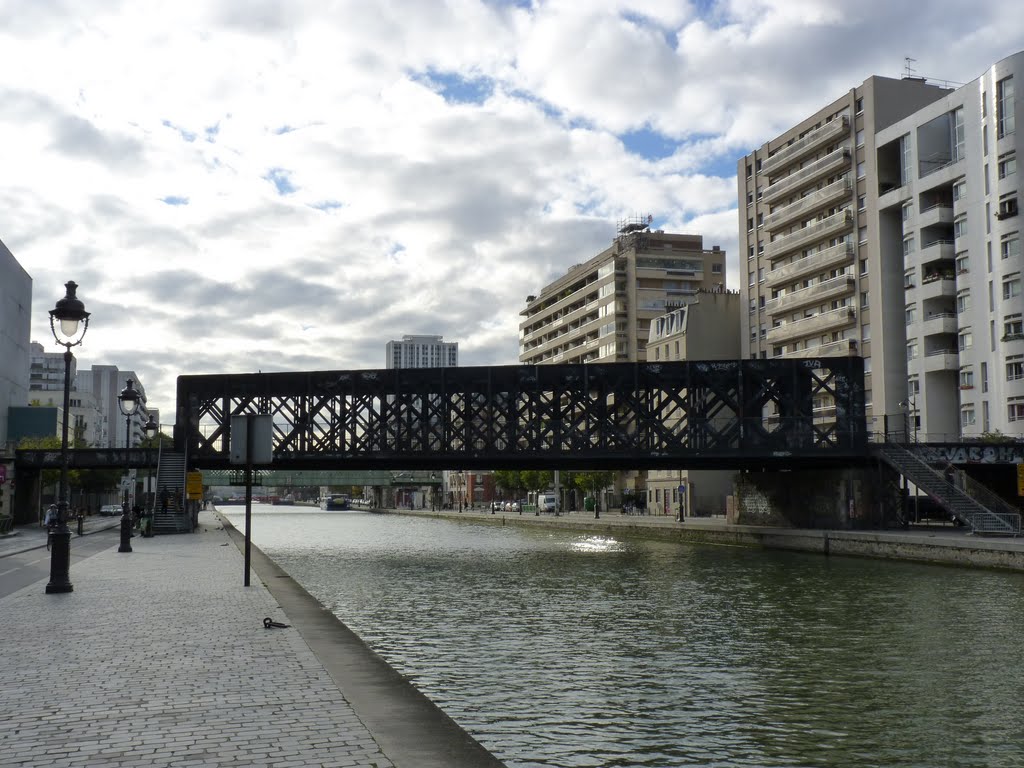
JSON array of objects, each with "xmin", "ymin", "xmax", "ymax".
[{"xmin": 177, "ymin": 359, "xmax": 867, "ymax": 471}]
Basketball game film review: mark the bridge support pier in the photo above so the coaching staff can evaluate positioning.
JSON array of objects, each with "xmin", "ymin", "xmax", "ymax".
[{"xmin": 734, "ymin": 467, "xmax": 891, "ymax": 529}]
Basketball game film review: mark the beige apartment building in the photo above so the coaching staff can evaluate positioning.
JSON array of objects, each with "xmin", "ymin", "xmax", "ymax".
[
  {"xmin": 519, "ymin": 221, "xmax": 726, "ymax": 504},
  {"xmin": 519, "ymin": 222, "xmax": 726, "ymax": 365},
  {"xmin": 644, "ymin": 290, "xmax": 740, "ymax": 516},
  {"xmin": 738, "ymin": 75, "xmax": 950, "ymax": 433}
]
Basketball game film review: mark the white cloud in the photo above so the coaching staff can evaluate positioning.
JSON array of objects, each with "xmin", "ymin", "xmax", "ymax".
[{"xmin": 1, "ymin": 0, "xmax": 1020, "ymax": 414}]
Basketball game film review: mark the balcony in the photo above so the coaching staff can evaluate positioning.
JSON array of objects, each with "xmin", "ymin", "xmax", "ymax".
[
  {"xmin": 920, "ymin": 312, "xmax": 958, "ymax": 337},
  {"xmin": 919, "ymin": 275, "xmax": 956, "ymax": 300},
  {"xmin": 760, "ymin": 117, "xmax": 849, "ymax": 176},
  {"xmin": 921, "ymin": 349, "xmax": 959, "ymax": 372},
  {"xmin": 781, "ymin": 338, "xmax": 859, "ymax": 359},
  {"xmin": 764, "ymin": 209, "xmax": 853, "ymax": 260},
  {"xmin": 766, "ymin": 306, "xmax": 856, "ymax": 345},
  {"xmin": 919, "ymin": 239, "xmax": 955, "ymax": 264},
  {"xmin": 919, "ymin": 203, "xmax": 954, "ymax": 228},
  {"xmin": 764, "ymin": 243, "xmax": 854, "ymax": 289},
  {"xmin": 763, "ymin": 148, "xmax": 851, "ymax": 204},
  {"xmin": 765, "ymin": 275, "xmax": 855, "ymax": 316},
  {"xmin": 763, "ymin": 179, "xmax": 852, "ymax": 232}
]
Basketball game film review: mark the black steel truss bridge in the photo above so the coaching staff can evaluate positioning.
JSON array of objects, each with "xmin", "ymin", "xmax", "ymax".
[{"xmin": 175, "ymin": 358, "xmax": 867, "ymax": 471}]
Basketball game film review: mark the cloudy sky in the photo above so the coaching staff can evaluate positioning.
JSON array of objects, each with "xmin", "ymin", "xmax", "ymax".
[{"xmin": 2, "ymin": 0, "xmax": 1020, "ymax": 419}]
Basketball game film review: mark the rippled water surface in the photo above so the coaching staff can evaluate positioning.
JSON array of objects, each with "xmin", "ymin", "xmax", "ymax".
[{"xmin": 224, "ymin": 507, "xmax": 1024, "ymax": 767}]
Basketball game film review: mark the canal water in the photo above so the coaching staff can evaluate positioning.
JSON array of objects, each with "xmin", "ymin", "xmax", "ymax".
[{"xmin": 223, "ymin": 506, "xmax": 1024, "ymax": 768}]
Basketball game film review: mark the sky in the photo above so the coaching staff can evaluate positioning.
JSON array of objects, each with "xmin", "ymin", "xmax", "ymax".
[{"xmin": 2, "ymin": 0, "xmax": 1021, "ymax": 421}]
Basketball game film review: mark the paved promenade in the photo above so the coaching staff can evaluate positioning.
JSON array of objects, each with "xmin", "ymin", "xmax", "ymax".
[{"xmin": 0, "ymin": 511, "xmax": 505, "ymax": 768}]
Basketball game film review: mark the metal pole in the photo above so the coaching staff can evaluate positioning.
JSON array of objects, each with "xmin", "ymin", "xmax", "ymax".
[
  {"xmin": 244, "ymin": 414, "xmax": 253, "ymax": 587},
  {"xmin": 118, "ymin": 413, "xmax": 133, "ymax": 553},
  {"xmin": 45, "ymin": 348, "xmax": 74, "ymax": 593}
]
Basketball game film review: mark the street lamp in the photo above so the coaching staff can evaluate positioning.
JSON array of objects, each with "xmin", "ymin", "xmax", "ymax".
[
  {"xmin": 899, "ymin": 396, "xmax": 918, "ymax": 443},
  {"xmin": 46, "ymin": 281, "xmax": 90, "ymax": 594},
  {"xmin": 117, "ymin": 378, "xmax": 142, "ymax": 553}
]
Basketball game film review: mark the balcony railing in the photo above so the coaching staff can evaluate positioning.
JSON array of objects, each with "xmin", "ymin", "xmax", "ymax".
[
  {"xmin": 763, "ymin": 148, "xmax": 851, "ymax": 204},
  {"xmin": 764, "ymin": 243, "xmax": 854, "ymax": 289},
  {"xmin": 764, "ymin": 209, "xmax": 853, "ymax": 261},
  {"xmin": 781, "ymin": 338, "xmax": 859, "ymax": 359},
  {"xmin": 766, "ymin": 306, "xmax": 856, "ymax": 345},
  {"xmin": 760, "ymin": 117, "xmax": 849, "ymax": 175},
  {"xmin": 763, "ymin": 178, "xmax": 852, "ymax": 232},
  {"xmin": 765, "ymin": 275, "xmax": 855, "ymax": 316}
]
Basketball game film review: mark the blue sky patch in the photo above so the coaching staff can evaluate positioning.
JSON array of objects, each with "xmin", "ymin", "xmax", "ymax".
[
  {"xmin": 205, "ymin": 123, "xmax": 220, "ymax": 142},
  {"xmin": 414, "ymin": 69, "xmax": 494, "ymax": 105},
  {"xmin": 274, "ymin": 125, "xmax": 297, "ymax": 135},
  {"xmin": 161, "ymin": 195, "xmax": 189, "ymax": 206},
  {"xmin": 620, "ymin": 128, "xmax": 680, "ymax": 161},
  {"xmin": 310, "ymin": 200, "xmax": 343, "ymax": 211},
  {"xmin": 265, "ymin": 168, "xmax": 296, "ymax": 195},
  {"xmin": 162, "ymin": 119, "xmax": 196, "ymax": 142}
]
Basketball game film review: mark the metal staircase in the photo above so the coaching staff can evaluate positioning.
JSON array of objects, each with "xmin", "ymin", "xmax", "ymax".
[
  {"xmin": 152, "ymin": 445, "xmax": 190, "ymax": 534},
  {"xmin": 875, "ymin": 444, "xmax": 1021, "ymax": 536}
]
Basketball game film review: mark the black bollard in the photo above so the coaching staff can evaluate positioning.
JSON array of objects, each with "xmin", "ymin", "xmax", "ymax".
[
  {"xmin": 77, "ymin": 514, "xmax": 84, "ymax": 536},
  {"xmin": 118, "ymin": 504, "xmax": 133, "ymax": 553}
]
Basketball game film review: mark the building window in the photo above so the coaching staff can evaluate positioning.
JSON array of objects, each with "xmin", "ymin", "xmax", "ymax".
[
  {"xmin": 1002, "ymin": 235, "xmax": 1020, "ymax": 261},
  {"xmin": 900, "ymin": 134, "xmax": 912, "ymax": 185},
  {"xmin": 999, "ymin": 154, "xmax": 1017, "ymax": 179},
  {"xmin": 748, "ymin": 271, "xmax": 755, "ymax": 287},
  {"xmin": 1010, "ymin": 399, "xmax": 1024, "ymax": 423},
  {"xmin": 859, "ymin": 226, "xmax": 868, "ymax": 243},
  {"xmin": 956, "ymin": 251, "xmax": 970, "ymax": 274},
  {"xmin": 952, "ymin": 107, "xmax": 966, "ymax": 162},
  {"xmin": 907, "ymin": 341, "xmax": 918, "ymax": 361},
  {"xmin": 862, "ymin": 323, "xmax": 871, "ymax": 341},
  {"xmin": 1008, "ymin": 360, "xmax": 1024, "ymax": 381},
  {"xmin": 855, "ymin": 98, "xmax": 864, "ymax": 114},
  {"xmin": 1003, "ymin": 277, "xmax": 1022, "ymax": 300},
  {"xmin": 906, "ymin": 305, "xmax": 917, "ymax": 325},
  {"xmin": 953, "ymin": 180, "xmax": 967, "ymax": 201},
  {"xmin": 746, "ymin": 163, "xmax": 753, "ymax": 178},
  {"xmin": 712, "ymin": 263, "xmax": 723, "ymax": 274},
  {"xmin": 856, "ymin": 129, "xmax": 865, "ymax": 147},
  {"xmin": 904, "ymin": 270, "xmax": 916, "ymax": 289},
  {"xmin": 903, "ymin": 237, "xmax": 915, "ymax": 257},
  {"xmin": 960, "ymin": 368, "xmax": 975, "ymax": 389},
  {"xmin": 860, "ymin": 258, "xmax": 868, "ymax": 275},
  {"xmin": 858, "ymin": 195, "xmax": 866, "ymax": 211},
  {"xmin": 998, "ymin": 76, "xmax": 1015, "ymax": 138},
  {"xmin": 757, "ymin": 267, "xmax": 765, "ymax": 282},
  {"xmin": 1004, "ymin": 316, "xmax": 1024, "ymax": 339},
  {"xmin": 961, "ymin": 405, "xmax": 976, "ymax": 427},
  {"xmin": 861, "ymin": 291, "xmax": 869, "ymax": 309},
  {"xmin": 959, "ymin": 330, "xmax": 973, "ymax": 350},
  {"xmin": 957, "ymin": 291, "xmax": 971, "ymax": 313},
  {"xmin": 998, "ymin": 196, "xmax": 1019, "ymax": 219},
  {"xmin": 857, "ymin": 161, "xmax": 866, "ymax": 179},
  {"xmin": 954, "ymin": 217, "xmax": 968, "ymax": 240}
]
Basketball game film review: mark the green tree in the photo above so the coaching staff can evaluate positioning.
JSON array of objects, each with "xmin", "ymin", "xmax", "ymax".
[{"xmin": 572, "ymin": 470, "xmax": 614, "ymax": 511}]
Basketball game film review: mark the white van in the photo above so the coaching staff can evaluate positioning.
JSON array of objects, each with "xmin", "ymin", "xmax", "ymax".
[{"xmin": 537, "ymin": 492, "xmax": 557, "ymax": 513}]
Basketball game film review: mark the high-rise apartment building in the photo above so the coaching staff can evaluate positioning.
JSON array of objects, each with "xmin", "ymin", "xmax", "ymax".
[
  {"xmin": 76, "ymin": 365, "xmax": 149, "ymax": 449},
  {"xmin": 519, "ymin": 222, "xmax": 725, "ymax": 365},
  {"xmin": 875, "ymin": 51, "xmax": 1024, "ymax": 439},
  {"xmin": 739, "ymin": 74, "xmax": 951, "ymax": 433},
  {"xmin": 386, "ymin": 335, "xmax": 458, "ymax": 369},
  {"xmin": 0, "ymin": 239, "xmax": 31, "ymax": 451}
]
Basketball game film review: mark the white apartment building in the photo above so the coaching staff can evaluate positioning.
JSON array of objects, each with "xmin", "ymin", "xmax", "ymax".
[
  {"xmin": 386, "ymin": 335, "xmax": 458, "ymax": 369},
  {"xmin": 520, "ymin": 223, "xmax": 726, "ymax": 365},
  {"xmin": 0, "ymin": 240, "xmax": 31, "ymax": 451},
  {"xmin": 739, "ymin": 74, "xmax": 952, "ymax": 435},
  {"xmin": 645, "ymin": 290, "xmax": 741, "ymax": 516},
  {"xmin": 876, "ymin": 51, "xmax": 1024, "ymax": 439},
  {"xmin": 0, "ymin": 239, "xmax": 30, "ymax": 519},
  {"xmin": 76, "ymin": 365, "xmax": 149, "ymax": 449}
]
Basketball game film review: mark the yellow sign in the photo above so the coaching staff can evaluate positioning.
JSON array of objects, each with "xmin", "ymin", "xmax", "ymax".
[
  {"xmin": 186, "ymin": 471, "xmax": 204, "ymax": 500},
  {"xmin": 1017, "ymin": 464, "xmax": 1024, "ymax": 497}
]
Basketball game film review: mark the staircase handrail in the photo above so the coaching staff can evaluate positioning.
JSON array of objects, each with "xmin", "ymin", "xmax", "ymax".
[
  {"xmin": 875, "ymin": 444, "xmax": 1020, "ymax": 535},
  {"xmin": 950, "ymin": 464, "xmax": 1023, "ymax": 528}
]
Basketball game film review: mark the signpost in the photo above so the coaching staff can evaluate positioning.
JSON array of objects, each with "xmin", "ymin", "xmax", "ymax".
[{"xmin": 230, "ymin": 414, "xmax": 272, "ymax": 586}]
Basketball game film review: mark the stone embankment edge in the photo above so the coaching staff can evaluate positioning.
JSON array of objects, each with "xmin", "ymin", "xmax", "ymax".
[
  {"xmin": 216, "ymin": 512, "xmax": 507, "ymax": 768},
  {"xmin": 380, "ymin": 509, "xmax": 1024, "ymax": 572}
]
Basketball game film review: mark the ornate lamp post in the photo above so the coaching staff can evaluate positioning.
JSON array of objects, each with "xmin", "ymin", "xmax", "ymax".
[
  {"xmin": 46, "ymin": 281, "xmax": 90, "ymax": 594},
  {"xmin": 144, "ymin": 414, "xmax": 158, "ymax": 521},
  {"xmin": 117, "ymin": 379, "xmax": 142, "ymax": 553}
]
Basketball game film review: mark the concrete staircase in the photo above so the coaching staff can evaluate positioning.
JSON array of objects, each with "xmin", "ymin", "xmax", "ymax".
[
  {"xmin": 152, "ymin": 448, "xmax": 190, "ymax": 534},
  {"xmin": 875, "ymin": 444, "xmax": 1021, "ymax": 535}
]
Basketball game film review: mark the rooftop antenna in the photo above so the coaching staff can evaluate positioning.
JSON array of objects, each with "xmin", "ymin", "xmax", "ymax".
[{"xmin": 904, "ymin": 56, "xmax": 917, "ymax": 78}]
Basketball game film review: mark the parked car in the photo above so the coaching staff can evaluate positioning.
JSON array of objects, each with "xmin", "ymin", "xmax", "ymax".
[{"xmin": 99, "ymin": 504, "xmax": 121, "ymax": 516}]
